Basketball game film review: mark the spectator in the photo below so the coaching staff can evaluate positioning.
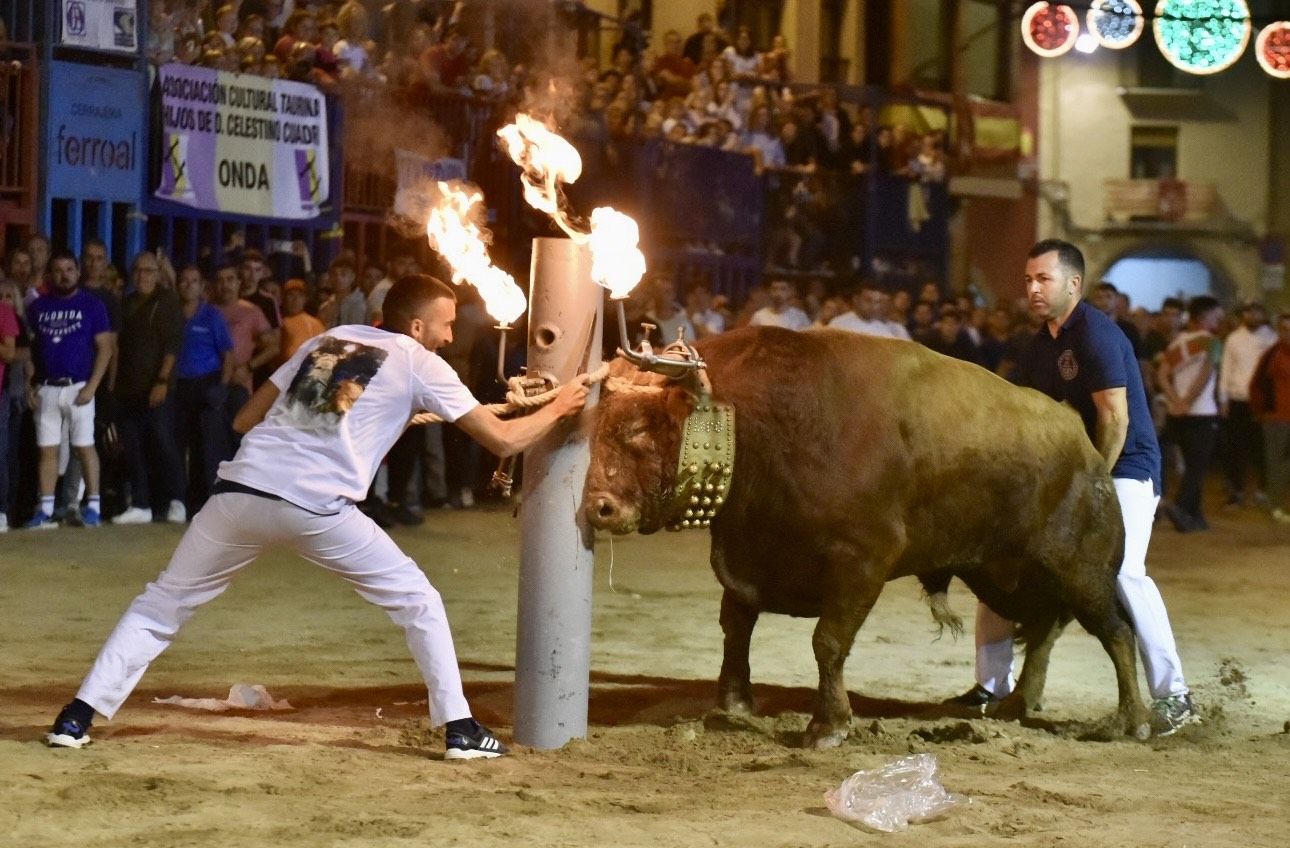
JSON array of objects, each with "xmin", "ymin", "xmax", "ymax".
[
  {"xmin": 278, "ymin": 279, "xmax": 325, "ymax": 364},
  {"xmin": 1092, "ymin": 281, "xmax": 1144, "ymax": 356},
  {"xmin": 113, "ymin": 254, "xmax": 187, "ymax": 525},
  {"xmin": 174, "ymin": 265, "xmax": 233, "ymax": 514},
  {"xmin": 420, "ymin": 23, "xmax": 472, "ymax": 90},
  {"xmin": 212, "ymin": 263, "xmax": 278, "ymax": 450},
  {"xmin": 27, "ymin": 233, "xmax": 51, "ymax": 292},
  {"xmin": 925, "ymin": 306, "xmax": 981, "ymax": 365},
  {"xmin": 761, "ymin": 33, "xmax": 792, "ymax": 83},
  {"xmin": 1159, "ymin": 295, "xmax": 1224, "ymax": 532},
  {"xmin": 274, "ymin": 10, "xmax": 317, "ymax": 63},
  {"xmin": 743, "ymin": 105, "xmax": 785, "ymax": 172},
  {"xmin": 652, "ymin": 30, "xmax": 696, "ymax": 100},
  {"xmin": 25, "ymin": 250, "xmax": 113, "ymax": 529},
  {"xmin": 238, "ymin": 248, "xmax": 282, "ymax": 330},
  {"xmin": 8, "ymin": 248, "xmax": 37, "ymax": 308},
  {"xmin": 1249, "ymin": 312, "xmax": 1290, "ymax": 523},
  {"xmin": 908, "ymin": 300, "xmax": 937, "ymax": 344},
  {"xmin": 723, "ymin": 27, "xmax": 761, "ymax": 106},
  {"xmin": 683, "ymin": 13, "xmax": 727, "ymax": 65},
  {"xmin": 317, "ymin": 257, "xmax": 367, "ymax": 328},
  {"xmin": 213, "ymin": 4, "xmax": 238, "ymax": 48},
  {"xmin": 1219, "ymin": 301, "xmax": 1278, "ymax": 507},
  {"xmin": 0, "ymin": 278, "xmax": 18, "ymax": 530},
  {"xmin": 650, "ymin": 276, "xmax": 696, "ymax": 345},
  {"xmin": 686, "ymin": 283, "xmax": 726, "ymax": 338},
  {"xmin": 829, "ymin": 282, "xmax": 910, "ymax": 340},
  {"xmin": 367, "ymin": 253, "xmax": 413, "ymax": 324},
  {"xmin": 749, "ymin": 279, "xmax": 810, "ymax": 330}
]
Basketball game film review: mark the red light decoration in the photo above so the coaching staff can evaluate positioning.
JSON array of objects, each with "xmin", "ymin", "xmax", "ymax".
[
  {"xmin": 1256, "ymin": 22, "xmax": 1290, "ymax": 79},
  {"xmin": 1022, "ymin": 3, "xmax": 1081, "ymax": 58}
]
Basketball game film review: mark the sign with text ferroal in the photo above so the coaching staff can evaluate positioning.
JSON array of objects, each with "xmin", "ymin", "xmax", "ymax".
[
  {"xmin": 154, "ymin": 63, "xmax": 329, "ymax": 220},
  {"xmin": 60, "ymin": 0, "xmax": 139, "ymax": 53},
  {"xmin": 46, "ymin": 61, "xmax": 144, "ymax": 202}
]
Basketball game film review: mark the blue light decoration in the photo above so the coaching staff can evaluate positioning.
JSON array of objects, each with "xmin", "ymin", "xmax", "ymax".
[
  {"xmin": 1153, "ymin": 0, "xmax": 1252, "ymax": 75},
  {"xmin": 1088, "ymin": 0, "xmax": 1146, "ymax": 49}
]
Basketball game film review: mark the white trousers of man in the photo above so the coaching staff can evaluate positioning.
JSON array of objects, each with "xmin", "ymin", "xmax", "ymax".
[
  {"xmin": 974, "ymin": 477, "xmax": 1188, "ymax": 700},
  {"xmin": 76, "ymin": 493, "xmax": 472, "ymax": 726}
]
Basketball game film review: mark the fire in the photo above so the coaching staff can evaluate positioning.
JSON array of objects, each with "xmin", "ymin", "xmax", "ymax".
[
  {"xmin": 424, "ymin": 181, "xmax": 527, "ymax": 325},
  {"xmin": 588, "ymin": 207, "xmax": 646, "ymax": 300},
  {"xmin": 497, "ymin": 112, "xmax": 647, "ymax": 299}
]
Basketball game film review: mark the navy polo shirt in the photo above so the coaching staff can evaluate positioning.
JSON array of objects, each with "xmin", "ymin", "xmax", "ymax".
[{"xmin": 1016, "ymin": 301, "xmax": 1162, "ymax": 494}]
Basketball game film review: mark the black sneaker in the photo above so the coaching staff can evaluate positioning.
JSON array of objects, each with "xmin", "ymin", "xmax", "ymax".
[
  {"xmin": 46, "ymin": 708, "xmax": 92, "ymax": 749},
  {"xmin": 1151, "ymin": 693, "xmax": 1200, "ymax": 737},
  {"xmin": 444, "ymin": 719, "xmax": 509, "ymax": 760},
  {"xmin": 391, "ymin": 504, "xmax": 425, "ymax": 527},
  {"xmin": 943, "ymin": 684, "xmax": 999, "ymax": 710}
]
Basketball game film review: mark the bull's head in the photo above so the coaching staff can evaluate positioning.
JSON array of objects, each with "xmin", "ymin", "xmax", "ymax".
[{"xmin": 583, "ymin": 358, "xmax": 702, "ymax": 535}]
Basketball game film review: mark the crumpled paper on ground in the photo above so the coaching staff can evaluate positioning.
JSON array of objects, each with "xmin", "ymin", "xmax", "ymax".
[{"xmin": 152, "ymin": 683, "xmax": 293, "ymax": 712}]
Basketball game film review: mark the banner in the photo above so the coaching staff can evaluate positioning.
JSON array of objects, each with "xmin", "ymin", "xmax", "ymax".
[
  {"xmin": 61, "ymin": 0, "xmax": 138, "ymax": 53},
  {"xmin": 155, "ymin": 64, "xmax": 329, "ymax": 220},
  {"xmin": 47, "ymin": 62, "xmax": 144, "ymax": 202},
  {"xmin": 393, "ymin": 148, "xmax": 467, "ymax": 219}
]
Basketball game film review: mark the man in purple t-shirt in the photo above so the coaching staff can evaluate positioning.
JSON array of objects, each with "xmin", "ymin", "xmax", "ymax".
[{"xmin": 25, "ymin": 250, "xmax": 113, "ymax": 528}]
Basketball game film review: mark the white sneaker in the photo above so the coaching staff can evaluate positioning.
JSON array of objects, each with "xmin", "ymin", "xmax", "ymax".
[
  {"xmin": 0, "ymin": 512, "xmax": 8, "ymax": 533},
  {"xmin": 459, "ymin": 488, "xmax": 475, "ymax": 509},
  {"xmin": 113, "ymin": 506, "xmax": 153, "ymax": 525},
  {"xmin": 166, "ymin": 500, "xmax": 187, "ymax": 524}
]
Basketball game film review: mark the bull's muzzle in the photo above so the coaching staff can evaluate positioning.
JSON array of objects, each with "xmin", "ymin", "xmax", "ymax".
[{"xmin": 584, "ymin": 492, "xmax": 639, "ymax": 533}]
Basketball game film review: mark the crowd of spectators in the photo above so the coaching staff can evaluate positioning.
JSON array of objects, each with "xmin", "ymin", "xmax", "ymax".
[{"xmin": 0, "ymin": 234, "xmax": 502, "ymax": 532}]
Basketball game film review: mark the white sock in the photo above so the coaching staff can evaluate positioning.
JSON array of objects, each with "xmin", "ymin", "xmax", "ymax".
[{"xmin": 41, "ymin": 496, "xmax": 55, "ymax": 515}]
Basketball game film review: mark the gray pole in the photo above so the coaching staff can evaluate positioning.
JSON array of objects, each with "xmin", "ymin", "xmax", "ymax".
[{"xmin": 514, "ymin": 237, "xmax": 602, "ymax": 748}]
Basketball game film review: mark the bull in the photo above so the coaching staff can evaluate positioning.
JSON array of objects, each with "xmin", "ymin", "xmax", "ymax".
[{"xmin": 583, "ymin": 326, "xmax": 1153, "ymax": 747}]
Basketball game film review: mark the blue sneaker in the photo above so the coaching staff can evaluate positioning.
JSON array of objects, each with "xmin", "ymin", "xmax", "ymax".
[
  {"xmin": 46, "ymin": 710, "xmax": 92, "ymax": 749},
  {"xmin": 81, "ymin": 507, "xmax": 102, "ymax": 528},
  {"xmin": 25, "ymin": 511, "xmax": 58, "ymax": 530}
]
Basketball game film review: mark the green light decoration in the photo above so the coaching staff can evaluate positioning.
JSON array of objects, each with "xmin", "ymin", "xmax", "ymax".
[{"xmin": 1153, "ymin": 0, "xmax": 1252, "ymax": 75}]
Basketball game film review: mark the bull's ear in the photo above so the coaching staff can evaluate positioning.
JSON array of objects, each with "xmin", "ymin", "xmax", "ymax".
[{"xmin": 662, "ymin": 382, "xmax": 699, "ymax": 427}]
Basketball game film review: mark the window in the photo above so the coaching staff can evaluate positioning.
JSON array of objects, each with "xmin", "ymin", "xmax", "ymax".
[{"xmin": 1130, "ymin": 126, "xmax": 1179, "ymax": 179}]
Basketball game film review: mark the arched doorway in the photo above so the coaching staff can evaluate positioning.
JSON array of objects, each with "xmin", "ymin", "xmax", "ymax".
[{"xmin": 1095, "ymin": 243, "xmax": 1236, "ymax": 312}]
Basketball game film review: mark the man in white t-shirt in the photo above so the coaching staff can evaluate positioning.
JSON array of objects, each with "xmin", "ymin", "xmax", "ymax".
[
  {"xmin": 1158, "ymin": 295, "xmax": 1223, "ymax": 532},
  {"xmin": 46, "ymin": 276, "xmax": 590, "ymax": 760},
  {"xmin": 828, "ymin": 282, "xmax": 911, "ymax": 340},
  {"xmin": 749, "ymin": 279, "xmax": 811, "ymax": 331}
]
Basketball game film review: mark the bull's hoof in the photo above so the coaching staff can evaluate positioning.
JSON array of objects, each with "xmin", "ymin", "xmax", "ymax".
[
  {"xmin": 804, "ymin": 721, "xmax": 849, "ymax": 749},
  {"xmin": 989, "ymin": 693, "xmax": 1030, "ymax": 722},
  {"xmin": 1119, "ymin": 708, "xmax": 1154, "ymax": 741},
  {"xmin": 717, "ymin": 688, "xmax": 755, "ymax": 716}
]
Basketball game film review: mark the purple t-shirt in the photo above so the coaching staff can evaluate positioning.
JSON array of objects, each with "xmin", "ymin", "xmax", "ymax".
[{"xmin": 28, "ymin": 288, "xmax": 111, "ymax": 383}]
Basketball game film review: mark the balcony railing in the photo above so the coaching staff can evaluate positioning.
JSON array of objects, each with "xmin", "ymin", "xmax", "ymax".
[
  {"xmin": 0, "ymin": 42, "xmax": 37, "ymax": 204},
  {"xmin": 1104, "ymin": 178, "xmax": 1223, "ymax": 225}
]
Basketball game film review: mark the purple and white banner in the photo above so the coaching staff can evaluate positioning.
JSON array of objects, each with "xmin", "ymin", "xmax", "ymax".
[{"xmin": 155, "ymin": 64, "xmax": 329, "ymax": 220}]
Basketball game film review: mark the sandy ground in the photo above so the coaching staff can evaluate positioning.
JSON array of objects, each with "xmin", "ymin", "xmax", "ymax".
[{"xmin": 2, "ymin": 496, "xmax": 1289, "ymax": 848}]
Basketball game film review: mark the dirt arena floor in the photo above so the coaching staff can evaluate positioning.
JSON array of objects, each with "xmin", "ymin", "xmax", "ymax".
[{"xmin": 2, "ymin": 496, "xmax": 1288, "ymax": 848}]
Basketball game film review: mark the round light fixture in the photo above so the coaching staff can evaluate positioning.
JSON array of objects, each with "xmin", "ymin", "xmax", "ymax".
[
  {"xmin": 1153, "ymin": 0, "xmax": 1251, "ymax": 75},
  {"xmin": 1087, "ymin": 0, "xmax": 1146, "ymax": 50},
  {"xmin": 1022, "ymin": 2, "xmax": 1081, "ymax": 58},
  {"xmin": 1255, "ymin": 21, "xmax": 1290, "ymax": 79}
]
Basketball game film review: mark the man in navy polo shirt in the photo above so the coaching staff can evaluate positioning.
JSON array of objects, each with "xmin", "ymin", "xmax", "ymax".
[
  {"xmin": 948, "ymin": 239, "xmax": 1198, "ymax": 736},
  {"xmin": 25, "ymin": 250, "xmax": 113, "ymax": 528}
]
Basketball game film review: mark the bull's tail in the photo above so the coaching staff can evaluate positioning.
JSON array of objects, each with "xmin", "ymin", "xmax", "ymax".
[{"xmin": 919, "ymin": 573, "xmax": 964, "ymax": 641}]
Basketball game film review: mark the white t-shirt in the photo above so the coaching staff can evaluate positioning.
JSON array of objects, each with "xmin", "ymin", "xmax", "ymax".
[
  {"xmin": 218, "ymin": 325, "xmax": 478, "ymax": 513},
  {"xmin": 750, "ymin": 305, "xmax": 811, "ymax": 331},
  {"xmin": 828, "ymin": 312, "xmax": 910, "ymax": 340},
  {"xmin": 366, "ymin": 278, "xmax": 393, "ymax": 323},
  {"xmin": 1165, "ymin": 329, "xmax": 1220, "ymax": 417}
]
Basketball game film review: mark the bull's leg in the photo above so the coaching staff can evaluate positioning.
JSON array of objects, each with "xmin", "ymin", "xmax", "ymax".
[
  {"xmin": 717, "ymin": 590, "xmax": 759, "ymax": 715},
  {"xmin": 805, "ymin": 579, "xmax": 884, "ymax": 749},
  {"xmin": 1062, "ymin": 582, "xmax": 1153, "ymax": 739},
  {"xmin": 992, "ymin": 614, "xmax": 1064, "ymax": 721}
]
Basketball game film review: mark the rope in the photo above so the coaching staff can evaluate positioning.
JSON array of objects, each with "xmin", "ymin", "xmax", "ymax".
[{"xmin": 409, "ymin": 361, "xmax": 612, "ymax": 426}]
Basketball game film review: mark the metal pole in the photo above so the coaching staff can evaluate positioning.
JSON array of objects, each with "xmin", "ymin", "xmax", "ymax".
[{"xmin": 513, "ymin": 237, "xmax": 602, "ymax": 749}]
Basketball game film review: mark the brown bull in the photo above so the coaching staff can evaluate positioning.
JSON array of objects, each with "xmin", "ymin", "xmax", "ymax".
[{"xmin": 583, "ymin": 326, "xmax": 1152, "ymax": 747}]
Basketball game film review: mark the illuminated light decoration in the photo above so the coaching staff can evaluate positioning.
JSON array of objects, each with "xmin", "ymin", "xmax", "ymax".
[
  {"xmin": 1022, "ymin": 2, "xmax": 1081, "ymax": 58},
  {"xmin": 1075, "ymin": 33, "xmax": 1099, "ymax": 53},
  {"xmin": 1087, "ymin": 0, "xmax": 1146, "ymax": 49},
  {"xmin": 1255, "ymin": 21, "xmax": 1290, "ymax": 79},
  {"xmin": 1153, "ymin": 0, "xmax": 1251, "ymax": 75}
]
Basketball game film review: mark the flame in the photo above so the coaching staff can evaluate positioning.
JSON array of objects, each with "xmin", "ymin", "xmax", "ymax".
[
  {"xmin": 424, "ymin": 181, "xmax": 527, "ymax": 325},
  {"xmin": 588, "ymin": 207, "xmax": 646, "ymax": 299},
  {"xmin": 496, "ymin": 113, "xmax": 585, "ymax": 240},
  {"xmin": 497, "ymin": 113, "xmax": 648, "ymax": 300}
]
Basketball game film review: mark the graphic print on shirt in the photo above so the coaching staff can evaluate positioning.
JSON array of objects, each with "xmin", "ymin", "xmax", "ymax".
[
  {"xmin": 36, "ymin": 307, "xmax": 86, "ymax": 345},
  {"xmin": 281, "ymin": 337, "xmax": 388, "ymax": 430}
]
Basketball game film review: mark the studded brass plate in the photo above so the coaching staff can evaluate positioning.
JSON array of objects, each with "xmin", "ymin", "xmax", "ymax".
[{"xmin": 664, "ymin": 394, "xmax": 735, "ymax": 531}]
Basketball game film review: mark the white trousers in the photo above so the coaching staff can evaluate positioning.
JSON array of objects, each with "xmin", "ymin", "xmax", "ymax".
[
  {"xmin": 76, "ymin": 493, "xmax": 472, "ymax": 726},
  {"xmin": 975, "ymin": 477, "xmax": 1188, "ymax": 700}
]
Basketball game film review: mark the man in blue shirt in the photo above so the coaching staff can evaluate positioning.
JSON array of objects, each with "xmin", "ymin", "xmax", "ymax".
[
  {"xmin": 25, "ymin": 250, "xmax": 113, "ymax": 528},
  {"xmin": 949, "ymin": 239, "xmax": 1198, "ymax": 736},
  {"xmin": 174, "ymin": 265, "xmax": 235, "ymax": 513}
]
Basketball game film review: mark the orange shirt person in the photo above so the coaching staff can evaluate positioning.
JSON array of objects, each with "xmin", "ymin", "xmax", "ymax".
[{"xmin": 278, "ymin": 279, "xmax": 325, "ymax": 365}]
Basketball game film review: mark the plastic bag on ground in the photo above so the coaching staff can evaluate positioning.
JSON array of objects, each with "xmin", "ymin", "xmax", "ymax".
[
  {"xmin": 152, "ymin": 683, "xmax": 293, "ymax": 712},
  {"xmin": 824, "ymin": 753, "xmax": 967, "ymax": 833}
]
